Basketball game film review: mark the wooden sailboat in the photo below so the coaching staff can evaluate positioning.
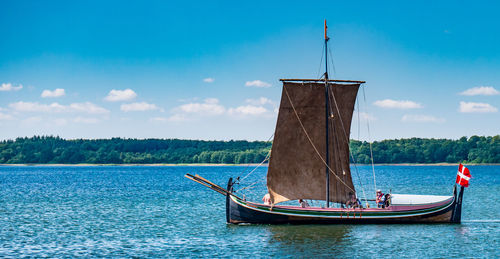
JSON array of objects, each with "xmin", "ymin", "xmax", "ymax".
[{"xmin": 185, "ymin": 20, "xmax": 465, "ymax": 224}]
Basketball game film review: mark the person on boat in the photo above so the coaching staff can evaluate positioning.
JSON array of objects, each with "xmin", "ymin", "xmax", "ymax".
[
  {"xmin": 262, "ymin": 193, "xmax": 271, "ymax": 205},
  {"xmin": 298, "ymin": 199, "xmax": 310, "ymax": 208},
  {"xmin": 383, "ymin": 193, "xmax": 391, "ymax": 208},
  {"xmin": 376, "ymin": 190, "xmax": 385, "ymax": 208},
  {"xmin": 346, "ymin": 192, "xmax": 361, "ymax": 209}
]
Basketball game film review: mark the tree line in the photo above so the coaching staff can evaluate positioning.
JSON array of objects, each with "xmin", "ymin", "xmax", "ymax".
[
  {"xmin": 350, "ymin": 135, "xmax": 499, "ymax": 164},
  {"xmin": 0, "ymin": 136, "xmax": 271, "ymax": 164},
  {"xmin": 0, "ymin": 135, "xmax": 498, "ymax": 164}
]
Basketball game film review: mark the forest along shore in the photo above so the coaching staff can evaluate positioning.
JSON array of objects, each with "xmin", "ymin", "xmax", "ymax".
[{"xmin": 0, "ymin": 135, "xmax": 498, "ymax": 164}]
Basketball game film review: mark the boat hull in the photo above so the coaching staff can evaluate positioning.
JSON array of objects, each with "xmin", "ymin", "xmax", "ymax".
[{"xmin": 226, "ymin": 180, "xmax": 463, "ymax": 224}]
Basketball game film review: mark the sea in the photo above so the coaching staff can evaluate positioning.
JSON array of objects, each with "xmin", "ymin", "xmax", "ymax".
[{"xmin": 0, "ymin": 165, "xmax": 498, "ymax": 258}]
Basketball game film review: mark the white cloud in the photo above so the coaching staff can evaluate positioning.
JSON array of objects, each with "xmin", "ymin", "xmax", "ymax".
[
  {"xmin": 150, "ymin": 116, "xmax": 188, "ymax": 123},
  {"xmin": 170, "ymin": 97, "xmax": 277, "ymax": 121},
  {"xmin": 150, "ymin": 117, "xmax": 168, "ymax": 123},
  {"xmin": 401, "ymin": 114, "xmax": 445, "ymax": 123},
  {"xmin": 373, "ymin": 99, "xmax": 423, "ymax": 109},
  {"xmin": 177, "ymin": 97, "xmax": 199, "ymax": 103},
  {"xmin": 167, "ymin": 114, "xmax": 188, "ymax": 122},
  {"xmin": 10, "ymin": 101, "xmax": 66, "ymax": 112},
  {"xmin": 459, "ymin": 101, "xmax": 498, "ymax": 113},
  {"xmin": 69, "ymin": 102, "xmax": 109, "ymax": 114},
  {"xmin": 228, "ymin": 105, "xmax": 268, "ymax": 116},
  {"xmin": 0, "ymin": 83, "xmax": 23, "ymax": 91},
  {"xmin": 167, "ymin": 98, "xmax": 225, "ymax": 122},
  {"xmin": 359, "ymin": 112, "xmax": 377, "ymax": 121},
  {"xmin": 0, "ymin": 112, "xmax": 13, "ymax": 120},
  {"xmin": 203, "ymin": 78, "xmax": 215, "ymax": 83},
  {"xmin": 41, "ymin": 88, "xmax": 65, "ymax": 98},
  {"xmin": 120, "ymin": 102, "xmax": 160, "ymax": 112},
  {"xmin": 245, "ymin": 80, "xmax": 271, "ymax": 88},
  {"xmin": 74, "ymin": 117, "xmax": 100, "ymax": 124},
  {"xmin": 105, "ymin": 89, "xmax": 137, "ymax": 102},
  {"xmin": 245, "ymin": 97, "xmax": 274, "ymax": 106},
  {"xmin": 459, "ymin": 86, "xmax": 499, "ymax": 96},
  {"xmin": 9, "ymin": 101, "xmax": 109, "ymax": 114},
  {"xmin": 178, "ymin": 98, "xmax": 225, "ymax": 115}
]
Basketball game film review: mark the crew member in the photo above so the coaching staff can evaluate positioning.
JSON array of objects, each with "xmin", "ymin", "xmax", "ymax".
[
  {"xmin": 346, "ymin": 192, "xmax": 361, "ymax": 209},
  {"xmin": 298, "ymin": 199, "xmax": 310, "ymax": 208},
  {"xmin": 262, "ymin": 193, "xmax": 271, "ymax": 205},
  {"xmin": 376, "ymin": 190, "xmax": 385, "ymax": 208}
]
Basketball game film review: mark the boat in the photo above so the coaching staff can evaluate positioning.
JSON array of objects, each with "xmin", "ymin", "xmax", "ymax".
[{"xmin": 185, "ymin": 20, "xmax": 466, "ymax": 224}]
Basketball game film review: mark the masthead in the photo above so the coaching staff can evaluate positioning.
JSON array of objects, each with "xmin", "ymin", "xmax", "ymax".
[{"xmin": 324, "ymin": 19, "xmax": 329, "ymax": 41}]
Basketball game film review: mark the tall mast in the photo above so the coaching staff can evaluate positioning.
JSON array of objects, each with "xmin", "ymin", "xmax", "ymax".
[{"xmin": 324, "ymin": 19, "xmax": 330, "ymax": 208}]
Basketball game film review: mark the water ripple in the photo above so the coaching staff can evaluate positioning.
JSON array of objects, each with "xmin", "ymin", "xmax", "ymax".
[{"xmin": 0, "ymin": 165, "xmax": 498, "ymax": 258}]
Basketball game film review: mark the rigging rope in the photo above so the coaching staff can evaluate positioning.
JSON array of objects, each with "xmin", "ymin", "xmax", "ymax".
[
  {"xmin": 329, "ymin": 116, "xmax": 340, "ymax": 205},
  {"xmin": 362, "ymin": 85, "xmax": 377, "ymax": 194},
  {"xmin": 316, "ymin": 44, "xmax": 325, "ymax": 79},
  {"xmin": 234, "ymin": 133, "xmax": 274, "ymax": 184},
  {"xmin": 328, "ymin": 47, "xmax": 337, "ymax": 78},
  {"xmin": 236, "ymin": 174, "xmax": 266, "ymax": 193},
  {"xmin": 356, "ymin": 95, "xmax": 360, "ymax": 141},
  {"xmin": 283, "ymin": 86, "xmax": 355, "ymax": 194},
  {"xmin": 234, "ymin": 134, "xmax": 273, "ymax": 194},
  {"xmin": 237, "ymin": 149, "xmax": 271, "ymax": 184}
]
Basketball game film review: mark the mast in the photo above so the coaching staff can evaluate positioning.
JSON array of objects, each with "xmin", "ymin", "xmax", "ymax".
[{"xmin": 324, "ymin": 19, "xmax": 330, "ymax": 208}]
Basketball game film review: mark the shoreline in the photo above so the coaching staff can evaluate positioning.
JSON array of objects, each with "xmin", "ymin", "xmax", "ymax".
[{"xmin": 0, "ymin": 163, "xmax": 499, "ymax": 167}]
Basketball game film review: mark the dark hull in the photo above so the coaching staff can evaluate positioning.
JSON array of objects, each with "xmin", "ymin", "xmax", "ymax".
[{"xmin": 226, "ymin": 179, "xmax": 463, "ymax": 224}]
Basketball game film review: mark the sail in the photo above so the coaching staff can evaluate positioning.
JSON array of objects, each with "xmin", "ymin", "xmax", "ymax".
[{"xmin": 267, "ymin": 81, "xmax": 360, "ymax": 204}]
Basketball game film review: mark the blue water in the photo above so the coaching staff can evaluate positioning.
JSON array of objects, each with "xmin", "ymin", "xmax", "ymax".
[{"xmin": 0, "ymin": 165, "xmax": 498, "ymax": 258}]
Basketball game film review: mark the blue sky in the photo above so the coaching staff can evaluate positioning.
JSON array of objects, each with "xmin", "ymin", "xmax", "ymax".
[{"xmin": 1, "ymin": 1, "xmax": 499, "ymax": 141}]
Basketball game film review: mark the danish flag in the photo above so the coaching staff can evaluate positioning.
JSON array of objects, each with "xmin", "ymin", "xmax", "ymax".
[{"xmin": 456, "ymin": 163, "xmax": 471, "ymax": 187}]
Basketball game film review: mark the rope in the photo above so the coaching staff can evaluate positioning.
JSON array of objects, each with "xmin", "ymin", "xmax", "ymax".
[
  {"xmin": 362, "ymin": 85, "xmax": 377, "ymax": 194},
  {"xmin": 234, "ymin": 133, "xmax": 274, "ymax": 184},
  {"xmin": 356, "ymin": 95, "xmax": 360, "ymax": 140},
  {"xmin": 329, "ymin": 117, "xmax": 340, "ymax": 204},
  {"xmin": 283, "ymin": 85, "xmax": 355, "ymax": 193},
  {"xmin": 328, "ymin": 85, "xmax": 368, "ymax": 206},
  {"xmin": 236, "ymin": 175, "xmax": 266, "ymax": 193},
  {"xmin": 238, "ymin": 149, "xmax": 271, "ymax": 184},
  {"xmin": 234, "ymin": 135, "xmax": 273, "ymax": 194},
  {"xmin": 316, "ymin": 44, "xmax": 325, "ymax": 79},
  {"xmin": 328, "ymin": 47, "xmax": 337, "ymax": 78}
]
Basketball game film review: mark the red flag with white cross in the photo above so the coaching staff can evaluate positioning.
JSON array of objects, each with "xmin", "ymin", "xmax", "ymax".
[{"xmin": 456, "ymin": 163, "xmax": 471, "ymax": 187}]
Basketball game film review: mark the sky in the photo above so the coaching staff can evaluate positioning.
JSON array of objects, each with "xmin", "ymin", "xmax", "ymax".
[{"xmin": 1, "ymin": 1, "xmax": 499, "ymax": 141}]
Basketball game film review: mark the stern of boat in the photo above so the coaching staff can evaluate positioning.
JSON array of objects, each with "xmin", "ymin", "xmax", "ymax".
[{"xmin": 451, "ymin": 184, "xmax": 465, "ymax": 223}]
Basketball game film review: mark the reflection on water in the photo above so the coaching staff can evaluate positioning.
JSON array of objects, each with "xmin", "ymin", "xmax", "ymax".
[
  {"xmin": 265, "ymin": 223, "xmax": 498, "ymax": 258},
  {"xmin": 267, "ymin": 225, "xmax": 352, "ymax": 255},
  {"xmin": 455, "ymin": 224, "xmax": 471, "ymax": 237}
]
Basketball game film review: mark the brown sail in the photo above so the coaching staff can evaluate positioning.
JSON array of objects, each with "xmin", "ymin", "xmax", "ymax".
[{"xmin": 267, "ymin": 81, "xmax": 360, "ymax": 204}]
